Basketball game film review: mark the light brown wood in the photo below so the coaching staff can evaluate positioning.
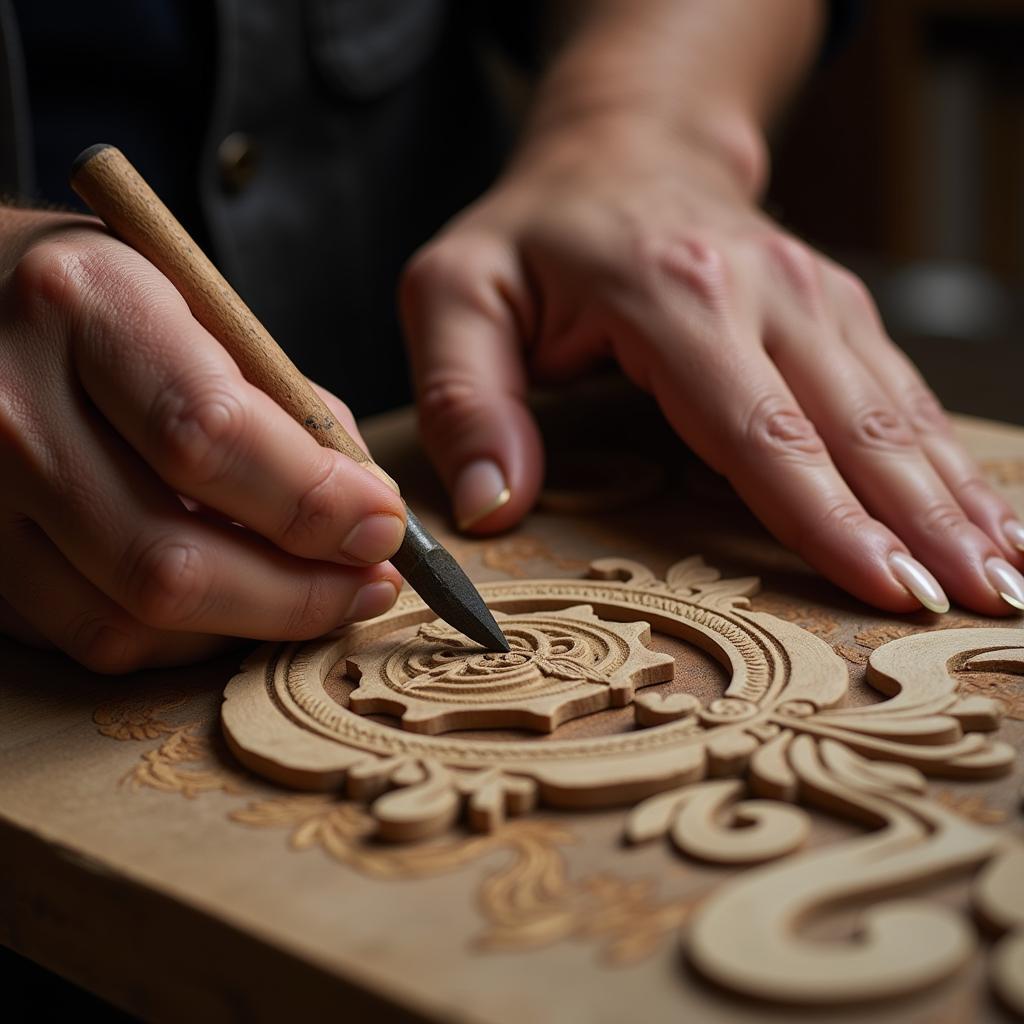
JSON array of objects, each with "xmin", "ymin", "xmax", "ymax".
[
  {"xmin": 69, "ymin": 145, "xmax": 369, "ymax": 465},
  {"xmin": 346, "ymin": 606, "xmax": 675, "ymax": 734},
  {"xmin": 224, "ymin": 551, "xmax": 1023, "ymax": 1007},
  {"xmin": 2, "ymin": 396, "xmax": 1023, "ymax": 1021}
]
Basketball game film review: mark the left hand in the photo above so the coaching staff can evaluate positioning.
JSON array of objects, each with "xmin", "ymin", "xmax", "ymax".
[{"xmin": 399, "ymin": 112, "xmax": 1024, "ymax": 616}]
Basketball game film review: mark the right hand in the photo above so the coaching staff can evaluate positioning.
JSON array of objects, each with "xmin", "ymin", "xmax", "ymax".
[{"xmin": 0, "ymin": 209, "xmax": 405, "ymax": 673}]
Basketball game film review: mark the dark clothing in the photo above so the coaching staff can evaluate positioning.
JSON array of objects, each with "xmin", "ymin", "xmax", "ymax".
[
  {"xmin": 0, "ymin": 1, "xmax": 855, "ymax": 418},
  {"xmin": 2, "ymin": 1, "xmax": 532, "ymax": 415}
]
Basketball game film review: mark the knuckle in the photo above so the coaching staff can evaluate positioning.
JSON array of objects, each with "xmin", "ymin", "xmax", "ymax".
[
  {"xmin": 282, "ymin": 573, "xmax": 334, "ymax": 639},
  {"xmin": 67, "ymin": 614, "xmax": 148, "ymax": 674},
  {"xmin": 850, "ymin": 406, "xmax": 916, "ymax": 452},
  {"xmin": 819, "ymin": 500, "xmax": 872, "ymax": 535},
  {"xmin": 280, "ymin": 456, "xmax": 343, "ymax": 548},
  {"xmin": 761, "ymin": 234, "xmax": 825, "ymax": 310},
  {"xmin": 400, "ymin": 240, "xmax": 500, "ymax": 319},
  {"xmin": 150, "ymin": 380, "xmax": 249, "ymax": 485},
  {"xmin": 418, "ymin": 376, "xmax": 476, "ymax": 419},
  {"xmin": 955, "ymin": 474, "xmax": 995, "ymax": 505},
  {"xmin": 11, "ymin": 242, "xmax": 83, "ymax": 318},
  {"xmin": 416, "ymin": 375, "xmax": 480, "ymax": 439},
  {"xmin": 631, "ymin": 233, "xmax": 731, "ymax": 312},
  {"xmin": 832, "ymin": 266, "xmax": 877, "ymax": 315},
  {"xmin": 808, "ymin": 500, "xmax": 873, "ymax": 548},
  {"xmin": 918, "ymin": 500, "xmax": 969, "ymax": 538},
  {"xmin": 126, "ymin": 537, "xmax": 211, "ymax": 628},
  {"xmin": 743, "ymin": 397, "xmax": 826, "ymax": 463},
  {"xmin": 905, "ymin": 387, "xmax": 952, "ymax": 437},
  {"xmin": 782, "ymin": 500, "xmax": 873, "ymax": 560}
]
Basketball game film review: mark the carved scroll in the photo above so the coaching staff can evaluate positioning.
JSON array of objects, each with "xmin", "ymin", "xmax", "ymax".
[{"xmin": 222, "ymin": 556, "xmax": 1022, "ymax": 1009}]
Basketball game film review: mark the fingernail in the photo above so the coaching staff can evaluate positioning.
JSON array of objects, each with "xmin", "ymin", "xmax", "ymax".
[
  {"xmin": 888, "ymin": 551, "xmax": 950, "ymax": 613},
  {"xmin": 985, "ymin": 557, "xmax": 1024, "ymax": 611},
  {"xmin": 345, "ymin": 579, "xmax": 398, "ymax": 621},
  {"xmin": 453, "ymin": 458, "xmax": 510, "ymax": 530},
  {"xmin": 341, "ymin": 514, "xmax": 405, "ymax": 563},
  {"xmin": 1003, "ymin": 520, "xmax": 1024, "ymax": 553}
]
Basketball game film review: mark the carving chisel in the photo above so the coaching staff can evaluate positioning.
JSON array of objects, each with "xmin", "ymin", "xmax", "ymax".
[{"xmin": 70, "ymin": 143, "xmax": 509, "ymax": 653}]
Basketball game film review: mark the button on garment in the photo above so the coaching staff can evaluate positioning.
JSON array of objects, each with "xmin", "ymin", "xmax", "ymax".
[
  {"xmin": 216, "ymin": 130, "xmax": 258, "ymax": 193},
  {"xmin": 199, "ymin": 0, "xmax": 516, "ymax": 417}
]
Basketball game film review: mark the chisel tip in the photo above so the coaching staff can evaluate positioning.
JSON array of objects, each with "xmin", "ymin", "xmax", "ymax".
[{"xmin": 391, "ymin": 509, "xmax": 509, "ymax": 652}]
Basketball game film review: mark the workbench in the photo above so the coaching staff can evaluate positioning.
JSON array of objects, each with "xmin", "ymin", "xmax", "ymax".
[{"xmin": 1, "ymin": 380, "xmax": 1021, "ymax": 1022}]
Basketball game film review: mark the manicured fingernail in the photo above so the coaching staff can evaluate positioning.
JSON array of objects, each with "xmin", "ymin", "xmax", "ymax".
[
  {"xmin": 453, "ymin": 458, "xmax": 510, "ymax": 530},
  {"xmin": 888, "ymin": 552, "xmax": 950, "ymax": 613},
  {"xmin": 1002, "ymin": 520, "xmax": 1024, "ymax": 553},
  {"xmin": 345, "ymin": 579, "xmax": 398, "ymax": 621},
  {"xmin": 341, "ymin": 514, "xmax": 405, "ymax": 563},
  {"xmin": 985, "ymin": 557, "xmax": 1024, "ymax": 611}
]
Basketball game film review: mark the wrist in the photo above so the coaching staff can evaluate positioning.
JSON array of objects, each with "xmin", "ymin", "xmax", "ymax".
[{"xmin": 514, "ymin": 98, "xmax": 770, "ymax": 201}]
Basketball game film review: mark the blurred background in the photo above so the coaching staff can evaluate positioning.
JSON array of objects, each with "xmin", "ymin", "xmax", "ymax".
[{"xmin": 768, "ymin": 0, "xmax": 1024, "ymax": 424}]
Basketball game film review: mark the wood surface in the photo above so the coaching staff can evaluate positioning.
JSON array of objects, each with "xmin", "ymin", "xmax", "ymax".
[{"xmin": 1, "ymin": 381, "xmax": 1023, "ymax": 1022}]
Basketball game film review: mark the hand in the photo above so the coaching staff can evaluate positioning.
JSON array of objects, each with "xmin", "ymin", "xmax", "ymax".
[
  {"xmin": 400, "ymin": 113, "xmax": 1024, "ymax": 616},
  {"xmin": 0, "ymin": 210, "xmax": 404, "ymax": 672}
]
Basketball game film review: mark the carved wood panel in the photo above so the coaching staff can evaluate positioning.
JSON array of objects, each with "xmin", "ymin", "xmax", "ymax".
[{"xmin": 223, "ymin": 555, "xmax": 1024, "ymax": 1011}]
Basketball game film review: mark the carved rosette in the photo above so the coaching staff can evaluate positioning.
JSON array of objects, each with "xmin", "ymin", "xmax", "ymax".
[
  {"xmin": 346, "ymin": 607, "xmax": 674, "ymax": 733},
  {"xmin": 223, "ymin": 554, "xmax": 1023, "ymax": 1011}
]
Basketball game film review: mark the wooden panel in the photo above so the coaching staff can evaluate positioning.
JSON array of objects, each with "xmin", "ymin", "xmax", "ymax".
[{"xmin": 1, "ymin": 383, "xmax": 1022, "ymax": 1021}]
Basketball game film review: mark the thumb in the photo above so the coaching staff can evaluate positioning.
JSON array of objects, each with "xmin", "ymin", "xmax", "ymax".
[{"xmin": 400, "ymin": 239, "xmax": 543, "ymax": 534}]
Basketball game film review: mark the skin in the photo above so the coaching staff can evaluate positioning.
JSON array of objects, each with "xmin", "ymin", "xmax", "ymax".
[
  {"xmin": 401, "ymin": 0, "xmax": 1024, "ymax": 617},
  {"xmin": 0, "ymin": 213, "xmax": 405, "ymax": 671},
  {"xmin": 1, "ymin": 0, "xmax": 1020, "ymax": 672}
]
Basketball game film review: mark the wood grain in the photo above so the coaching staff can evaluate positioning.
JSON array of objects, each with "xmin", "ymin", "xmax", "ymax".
[{"xmin": 1, "ymin": 398, "xmax": 1022, "ymax": 1021}]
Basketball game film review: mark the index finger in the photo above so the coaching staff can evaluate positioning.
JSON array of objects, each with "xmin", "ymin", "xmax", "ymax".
[{"xmin": 69, "ymin": 242, "xmax": 407, "ymax": 567}]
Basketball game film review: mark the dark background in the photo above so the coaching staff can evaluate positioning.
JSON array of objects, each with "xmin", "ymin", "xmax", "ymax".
[
  {"xmin": 768, "ymin": 0, "xmax": 1024, "ymax": 424},
  {"xmin": 4, "ymin": 1, "xmax": 1024, "ymax": 1018}
]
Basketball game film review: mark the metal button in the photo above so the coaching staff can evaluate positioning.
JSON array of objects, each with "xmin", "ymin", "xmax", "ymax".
[{"xmin": 217, "ymin": 132, "xmax": 258, "ymax": 193}]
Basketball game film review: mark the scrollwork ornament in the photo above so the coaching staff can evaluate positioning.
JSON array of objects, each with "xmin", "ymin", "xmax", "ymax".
[{"xmin": 222, "ymin": 555, "xmax": 1023, "ymax": 1009}]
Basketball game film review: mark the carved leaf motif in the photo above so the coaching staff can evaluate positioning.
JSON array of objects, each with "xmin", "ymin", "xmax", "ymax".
[
  {"xmin": 664, "ymin": 556, "xmax": 759, "ymax": 609},
  {"xmin": 665, "ymin": 556, "xmax": 721, "ymax": 593},
  {"xmin": 219, "ymin": 554, "xmax": 1024, "ymax": 1010}
]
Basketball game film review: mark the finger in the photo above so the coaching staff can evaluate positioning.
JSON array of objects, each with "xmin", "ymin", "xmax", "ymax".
[
  {"xmin": 69, "ymin": 244, "xmax": 406, "ymax": 566},
  {"xmin": 311, "ymin": 380, "xmax": 401, "ymax": 496},
  {"xmin": 20, "ymin": 403, "xmax": 403, "ymax": 640},
  {"xmin": 766, "ymin": 313, "xmax": 1014, "ymax": 616},
  {"xmin": 0, "ymin": 516, "xmax": 233, "ymax": 672},
  {"xmin": 609, "ymin": 278, "xmax": 924, "ymax": 611},
  {"xmin": 401, "ymin": 237, "xmax": 544, "ymax": 534},
  {"xmin": 827, "ymin": 267, "xmax": 1024, "ymax": 568}
]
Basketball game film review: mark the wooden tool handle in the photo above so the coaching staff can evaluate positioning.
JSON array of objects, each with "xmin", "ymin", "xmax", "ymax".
[{"xmin": 70, "ymin": 144, "xmax": 369, "ymax": 466}]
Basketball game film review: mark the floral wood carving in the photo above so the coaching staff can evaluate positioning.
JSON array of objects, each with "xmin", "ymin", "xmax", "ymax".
[
  {"xmin": 221, "ymin": 555, "xmax": 1023, "ymax": 1009},
  {"xmin": 347, "ymin": 607, "xmax": 674, "ymax": 734}
]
